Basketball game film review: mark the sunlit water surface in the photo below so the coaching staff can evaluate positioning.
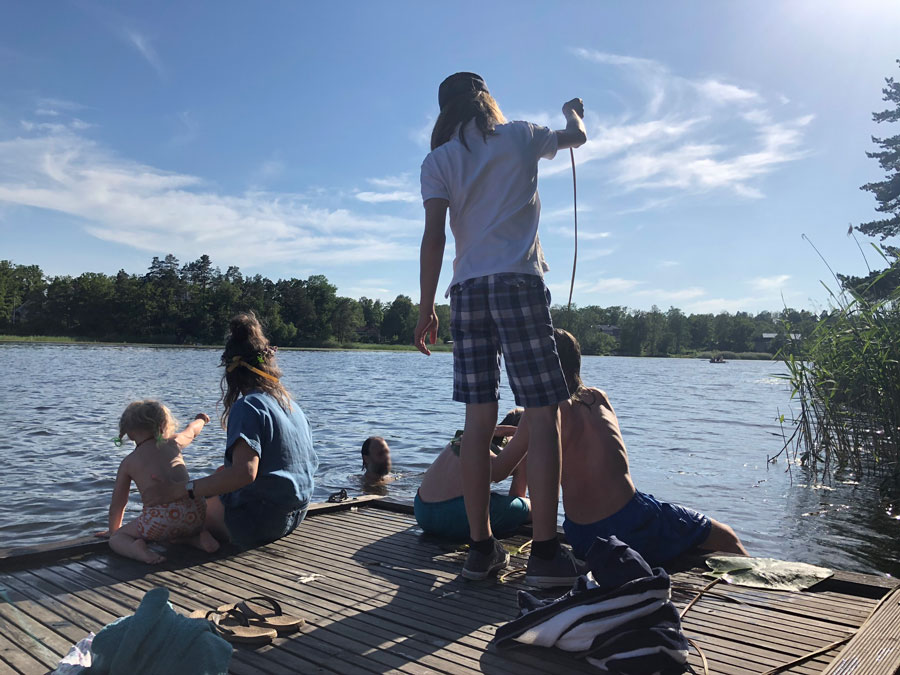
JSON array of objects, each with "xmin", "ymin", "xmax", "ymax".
[{"xmin": 1, "ymin": 344, "xmax": 897, "ymax": 576}]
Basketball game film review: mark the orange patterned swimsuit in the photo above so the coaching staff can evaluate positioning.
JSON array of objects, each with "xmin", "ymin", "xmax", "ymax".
[{"xmin": 135, "ymin": 497, "xmax": 206, "ymax": 541}]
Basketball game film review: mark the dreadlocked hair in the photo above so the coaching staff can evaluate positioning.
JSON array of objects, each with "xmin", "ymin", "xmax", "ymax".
[
  {"xmin": 220, "ymin": 311, "xmax": 291, "ymax": 427},
  {"xmin": 431, "ymin": 90, "xmax": 507, "ymax": 151},
  {"xmin": 554, "ymin": 328, "xmax": 597, "ymax": 408}
]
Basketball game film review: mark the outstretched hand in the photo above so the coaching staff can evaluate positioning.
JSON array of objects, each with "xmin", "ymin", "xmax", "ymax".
[
  {"xmin": 414, "ymin": 309, "xmax": 439, "ymax": 355},
  {"xmin": 562, "ymin": 98, "xmax": 584, "ymax": 119},
  {"xmin": 195, "ymin": 413, "xmax": 210, "ymax": 424}
]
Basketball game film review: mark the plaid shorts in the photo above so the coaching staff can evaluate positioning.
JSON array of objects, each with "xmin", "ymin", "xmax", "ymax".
[{"xmin": 449, "ymin": 273, "xmax": 570, "ymax": 407}]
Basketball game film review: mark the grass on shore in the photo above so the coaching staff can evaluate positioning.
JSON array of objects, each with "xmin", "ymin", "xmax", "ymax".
[
  {"xmin": 0, "ymin": 336, "xmax": 775, "ymax": 358},
  {"xmin": 0, "ymin": 335, "xmax": 455, "ymax": 352}
]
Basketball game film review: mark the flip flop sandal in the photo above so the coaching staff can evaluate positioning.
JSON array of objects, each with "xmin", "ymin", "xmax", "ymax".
[
  {"xmin": 189, "ymin": 607, "xmax": 277, "ymax": 644},
  {"xmin": 217, "ymin": 595, "xmax": 305, "ymax": 634}
]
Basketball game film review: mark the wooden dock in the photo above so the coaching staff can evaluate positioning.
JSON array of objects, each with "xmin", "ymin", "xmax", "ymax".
[{"xmin": 1, "ymin": 497, "xmax": 898, "ymax": 674}]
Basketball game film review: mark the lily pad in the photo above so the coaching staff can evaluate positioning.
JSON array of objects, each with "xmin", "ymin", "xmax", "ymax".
[{"xmin": 704, "ymin": 556, "xmax": 833, "ymax": 591}]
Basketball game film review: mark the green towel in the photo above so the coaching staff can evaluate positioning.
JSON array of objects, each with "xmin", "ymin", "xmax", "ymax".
[{"xmin": 85, "ymin": 587, "xmax": 231, "ymax": 675}]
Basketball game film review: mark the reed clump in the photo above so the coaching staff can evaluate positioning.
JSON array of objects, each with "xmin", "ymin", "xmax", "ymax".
[{"xmin": 778, "ymin": 274, "xmax": 900, "ymax": 497}]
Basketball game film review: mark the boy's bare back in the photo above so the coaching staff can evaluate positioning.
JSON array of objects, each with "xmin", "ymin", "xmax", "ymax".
[{"xmin": 559, "ymin": 387, "xmax": 636, "ymax": 523}]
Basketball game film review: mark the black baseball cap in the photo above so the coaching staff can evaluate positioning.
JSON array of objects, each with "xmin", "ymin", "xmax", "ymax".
[{"xmin": 438, "ymin": 72, "xmax": 489, "ymax": 110}]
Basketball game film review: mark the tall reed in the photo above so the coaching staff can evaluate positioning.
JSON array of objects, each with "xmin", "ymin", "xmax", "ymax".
[{"xmin": 778, "ymin": 263, "xmax": 900, "ymax": 497}]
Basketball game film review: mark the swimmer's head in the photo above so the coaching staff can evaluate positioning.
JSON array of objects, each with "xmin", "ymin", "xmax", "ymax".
[
  {"xmin": 554, "ymin": 328, "xmax": 583, "ymax": 396},
  {"xmin": 361, "ymin": 436, "xmax": 392, "ymax": 477},
  {"xmin": 119, "ymin": 400, "xmax": 176, "ymax": 444}
]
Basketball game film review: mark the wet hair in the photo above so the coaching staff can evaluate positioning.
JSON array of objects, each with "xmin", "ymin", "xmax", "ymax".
[
  {"xmin": 220, "ymin": 311, "xmax": 291, "ymax": 427},
  {"xmin": 431, "ymin": 73, "xmax": 506, "ymax": 151},
  {"xmin": 361, "ymin": 436, "xmax": 385, "ymax": 469},
  {"xmin": 554, "ymin": 329, "xmax": 596, "ymax": 408},
  {"xmin": 119, "ymin": 400, "xmax": 176, "ymax": 443}
]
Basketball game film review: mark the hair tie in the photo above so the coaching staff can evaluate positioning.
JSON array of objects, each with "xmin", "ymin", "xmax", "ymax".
[{"xmin": 225, "ymin": 355, "xmax": 280, "ymax": 383}]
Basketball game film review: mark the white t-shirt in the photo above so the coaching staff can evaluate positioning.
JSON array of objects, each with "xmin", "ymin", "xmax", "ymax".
[{"xmin": 420, "ymin": 120, "xmax": 558, "ymax": 296}]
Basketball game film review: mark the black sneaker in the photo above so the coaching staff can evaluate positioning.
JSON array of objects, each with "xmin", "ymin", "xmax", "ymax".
[
  {"xmin": 524, "ymin": 546, "xmax": 586, "ymax": 587},
  {"xmin": 462, "ymin": 538, "xmax": 510, "ymax": 580}
]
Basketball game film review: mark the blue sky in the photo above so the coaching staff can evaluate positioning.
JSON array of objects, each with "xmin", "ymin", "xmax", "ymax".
[{"xmin": 1, "ymin": 1, "xmax": 899, "ymax": 314}]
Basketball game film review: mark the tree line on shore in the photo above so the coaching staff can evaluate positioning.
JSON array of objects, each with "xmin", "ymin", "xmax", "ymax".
[{"xmin": 1, "ymin": 253, "xmax": 820, "ymax": 356}]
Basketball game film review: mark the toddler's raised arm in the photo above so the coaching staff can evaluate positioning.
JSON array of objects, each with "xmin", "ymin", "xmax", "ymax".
[{"xmin": 174, "ymin": 413, "xmax": 210, "ymax": 449}]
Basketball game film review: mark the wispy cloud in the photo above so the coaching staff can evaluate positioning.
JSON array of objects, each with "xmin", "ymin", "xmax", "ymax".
[
  {"xmin": 550, "ymin": 226, "xmax": 610, "ymax": 240},
  {"xmin": 167, "ymin": 110, "xmax": 198, "ymax": 147},
  {"xmin": 750, "ymin": 274, "xmax": 791, "ymax": 291},
  {"xmin": 124, "ymin": 29, "xmax": 165, "ymax": 79},
  {"xmin": 410, "ymin": 116, "xmax": 434, "ymax": 149},
  {"xmin": 367, "ymin": 174, "xmax": 413, "ymax": 189},
  {"xmin": 356, "ymin": 190, "xmax": 419, "ymax": 204},
  {"xmin": 0, "ymin": 122, "xmax": 421, "ymax": 268},
  {"xmin": 356, "ymin": 173, "xmax": 419, "ymax": 203},
  {"xmin": 634, "ymin": 286, "xmax": 706, "ymax": 301},
  {"xmin": 556, "ymin": 48, "xmax": 812, "ymax": 201}
]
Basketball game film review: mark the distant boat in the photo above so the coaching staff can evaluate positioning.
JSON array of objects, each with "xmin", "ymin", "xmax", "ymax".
[{"xmin": 709, "ymin": 355, "xmax": 726, "ymax": 363}]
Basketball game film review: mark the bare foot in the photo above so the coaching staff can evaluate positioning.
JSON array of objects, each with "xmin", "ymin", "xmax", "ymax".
[
  {"xmin": 188, "ymin": 530, "xmax": 220, "ymax": 554},
  {"xmin": 133, "ymin": 539, "xmax": 166, "ymax": 564}
]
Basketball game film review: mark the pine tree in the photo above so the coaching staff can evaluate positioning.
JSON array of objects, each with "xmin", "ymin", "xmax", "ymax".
[{"xmin": 858, "ymin": 59, "xmax": 900, "ymax": 240}]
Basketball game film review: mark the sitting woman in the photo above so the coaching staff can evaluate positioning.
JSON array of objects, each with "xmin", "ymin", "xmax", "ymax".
[
  {"xmin": 143, "ymin": 312, "xmax": 319, "ymax": 549},
  {"xmin": 415, "ymin": 410, "xmax": 530, "ymax": 540}
]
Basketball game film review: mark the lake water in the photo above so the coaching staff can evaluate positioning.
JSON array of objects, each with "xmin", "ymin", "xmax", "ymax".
[{"xmin": 1, "ymin": 344, "xmax": 898, "ymax": 577}]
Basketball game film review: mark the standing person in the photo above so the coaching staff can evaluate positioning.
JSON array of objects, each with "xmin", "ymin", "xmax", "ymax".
[
  {"xmin": 414, "ymin": 72, "xmax": 587, "ymax": 586},
  {"xmin": 107, "ymin": 402, "xmax": 218, "ymax": 564},
  {"xmin": 143, "ymin": 312, "xmax": 319, "ymax": 550}
]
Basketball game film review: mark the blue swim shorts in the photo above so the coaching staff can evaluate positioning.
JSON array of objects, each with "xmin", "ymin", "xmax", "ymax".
[
  {"xmin": 224, "ymin": 499, "xmax": 308, "ymax": 550},
  {"xmin": 563, "ymin": 491, "xmax": 711, "ymax": 566},
  {"xmin": 449, "ymin": 273, "xmax": 570, "ymax": 408},
  {"xmin": 414, "ymin": 491, "xmax": 531, "ymax": 541}
]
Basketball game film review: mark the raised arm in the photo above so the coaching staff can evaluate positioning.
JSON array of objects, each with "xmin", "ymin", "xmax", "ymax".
[
  {"xmin": 414, "ymin": 198, "xmax": 449, "ymax": 355},
  {"xmin": 490, "ymin": 417, "xmax": 530, "ymax": 482},
  {"xmin": 108, "ymin": 461, "xmax": 132, "ymax": 534},
  {"xmin": 556, "ymin": 98, "xmax": 587, "ymax": 150},
  {"xmin": 173, "ymin": 413, "xmax": 210, "ymax": 449}
]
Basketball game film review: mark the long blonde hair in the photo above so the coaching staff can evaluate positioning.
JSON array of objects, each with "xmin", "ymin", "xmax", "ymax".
[
  {"xmin": 431, "ymin": 75, "xmax": 506, "ymax": 151},
  {"xmin": 119, "ymin": 400, "xmax": 176, "ymax": 442},
  {"xmin": 220, "ymin": 312, "xmax": 291, "ymax": 427}
]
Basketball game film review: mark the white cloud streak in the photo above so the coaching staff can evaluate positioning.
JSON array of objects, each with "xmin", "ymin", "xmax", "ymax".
[
  {"xmin": 556, "ymin": 48, "xmax": 813, "ymax": 201},
  {"xmin": 0, "ymin": 125, "xmax": 421, "ymax": 267},
  {"xmin": 124, "ymin": 30, "xmax": 165, "ymax": 79},
  {"xmin": 751, "ymin": 274, "xmax": 791, "ymax": 291}
]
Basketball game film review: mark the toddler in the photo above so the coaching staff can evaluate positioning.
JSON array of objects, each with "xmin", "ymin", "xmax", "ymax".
[{"xmin": 108, "ymin": 401, "xmax": 219, "ymax": 564}]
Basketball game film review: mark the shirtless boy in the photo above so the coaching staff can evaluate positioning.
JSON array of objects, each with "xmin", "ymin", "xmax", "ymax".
[
  {"xmin": 108, "ymin": 401, "xmax": 219, "ymax": 564},
  {"xmin": 554, "ymin": 329, "xmax": 747, "ymax": 566},
  {"xmin": 415, "ymin": 410, "xmax": 530, "ymax": 540}
]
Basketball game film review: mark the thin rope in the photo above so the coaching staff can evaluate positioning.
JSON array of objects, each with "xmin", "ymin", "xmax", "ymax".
[
  {"xmin": 686, "ymin": 637, "xmax": 710, "ymax": 675},
  {"xmin": 680, "ymin": 577, "xmax": 723, "ymax": 619},
  {"xmin": 566, "ymin": 147, "xmax": 578, "ymax": 312}
]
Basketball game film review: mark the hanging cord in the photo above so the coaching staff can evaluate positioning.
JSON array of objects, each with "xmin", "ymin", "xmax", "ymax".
[{"xmin": 566, "ymin": 148, "xmax": 578, "ymax": 313}]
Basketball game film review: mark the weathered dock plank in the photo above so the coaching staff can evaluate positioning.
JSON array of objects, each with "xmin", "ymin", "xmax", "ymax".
[
  {"xmin": 0, "ymin": 499, "xmax": 896, "ymax": 675},
  {"xmin": 822, "ymin": 587, "xmax": 900, "ymax": 675}
]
